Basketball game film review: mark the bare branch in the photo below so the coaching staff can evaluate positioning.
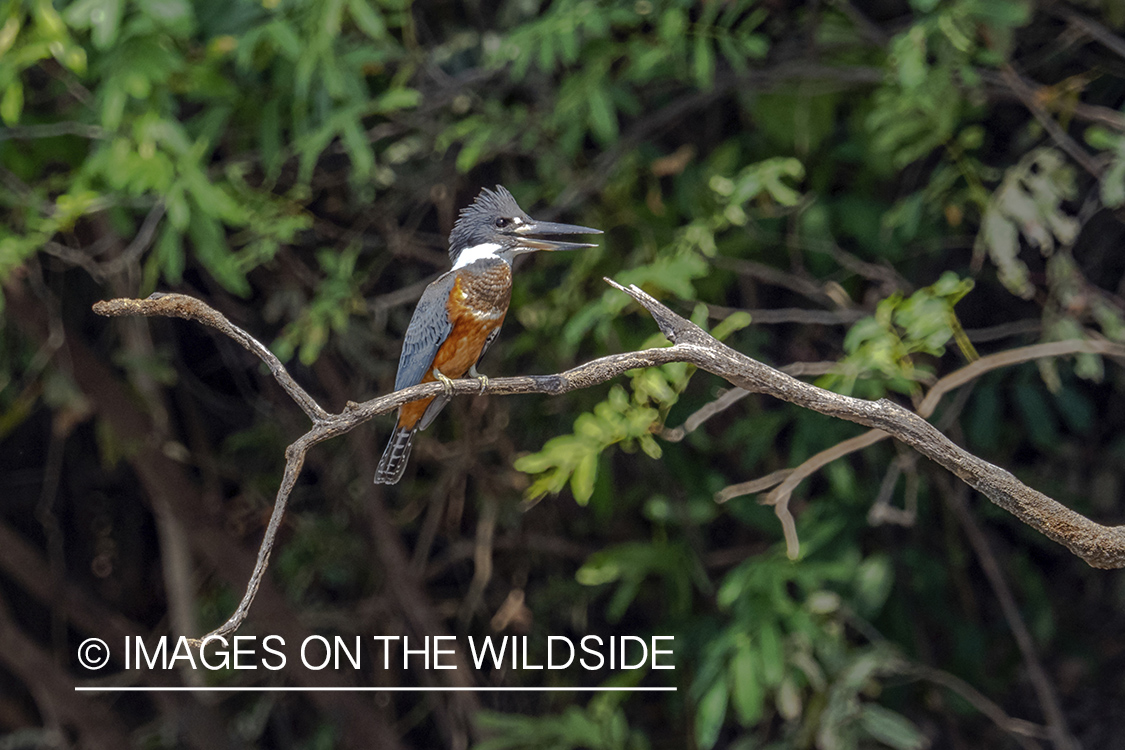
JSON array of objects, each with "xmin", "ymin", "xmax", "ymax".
[
  {"xmin": 102, "ymin": 202, "xmax": 166, "ymax": 275},
  {"xmin": 604, "ymin": 280, "xmax": 1125, "ymax": 568},
  {"xmin": 915, "ymin": 339, "xmax": 1123, "ymax": 416},
  {"xmin": 722, "ymin": 337, "xmax": 1125, "ymax": 563},
  {"xmin": 94, "ymin": 294, "xmax": 330, "ymax": 422},
  {"xmin": 714, "ymin": 468, "xmax": 795, "ymax": 504},
  {"xmin": 712, "ymin": 256, "xmax": 838, "ymax": 305},
  {"xmin": 94, "ymin": 282, "xmax": 1125, "ymax": 641},
  {"xmin": 661, "ymin": 386, "xmax": 754, "ymax": 442},
  {"xmin": 1052, "ymin": 5, "xmax": 1125, "ymax": 62}
]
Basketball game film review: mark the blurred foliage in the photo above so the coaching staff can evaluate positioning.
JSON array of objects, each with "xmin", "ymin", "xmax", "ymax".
[
  {"xmin": 517, "ymin": 308, "xmax": 749, "ymax": 505},
  {"xmin": 475, "ymin": 699, "xmax": 650, "ymax": 750},
  {"xmin": 3, "ymin": 0, "xmax": 1125, "ymax": 748},
  {"xmin": 821, "ymin": 272, "xmax": 976, "ymax": 398}
]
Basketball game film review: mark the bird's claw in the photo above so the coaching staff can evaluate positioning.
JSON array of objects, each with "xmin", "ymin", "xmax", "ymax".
[
  {"xmin": 432, "ymin": 368, "xmax": 455, "ymax": 397},
  {"xmin": 469, "ymin": 365, "xmax": 489, "ymax": 395}
]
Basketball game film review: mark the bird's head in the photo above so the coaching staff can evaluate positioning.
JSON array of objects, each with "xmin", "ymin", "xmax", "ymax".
[{"xmin": 448, "ymin": 185, "xmax": 602, "ymax": 269}]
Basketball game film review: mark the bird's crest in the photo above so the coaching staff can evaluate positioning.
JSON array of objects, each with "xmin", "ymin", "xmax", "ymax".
[{"xmin": 448, "ymin": 185, "xmax": 530, "ymax": 261}]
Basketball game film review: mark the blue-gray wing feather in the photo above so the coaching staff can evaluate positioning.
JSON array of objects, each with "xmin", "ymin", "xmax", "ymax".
[{"xmin": 394, "ymin": 273, "xmax": 456, "ymax": 391}]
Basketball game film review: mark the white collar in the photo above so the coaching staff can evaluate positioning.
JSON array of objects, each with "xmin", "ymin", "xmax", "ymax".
[{"xmin": 451, "ymin": 242, "xmax": 505, "ymax": 270}]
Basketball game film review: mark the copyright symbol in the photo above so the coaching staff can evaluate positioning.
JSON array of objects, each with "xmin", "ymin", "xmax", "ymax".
[{"xmin": 77, "ymin": 638, "xmax": 110, "ymax": 670}]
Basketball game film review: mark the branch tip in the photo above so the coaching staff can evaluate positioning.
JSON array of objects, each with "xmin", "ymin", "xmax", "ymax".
[{"xmin": 604, "ymin": 277, "xmax": 687, "ymax": 341}]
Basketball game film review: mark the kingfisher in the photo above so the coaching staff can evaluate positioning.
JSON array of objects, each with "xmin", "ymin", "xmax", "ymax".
[{"xmin": 375, "ymin": 186, "xmax": 602, "ymax": 485}]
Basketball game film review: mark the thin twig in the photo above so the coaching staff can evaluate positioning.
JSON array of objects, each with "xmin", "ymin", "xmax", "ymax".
[
  {"xmin": 546, "ymin": 64, "xmax": 884, "ymax": 217},
  {"xmin": 457, "ymin": 496, "xmax": 499, "ymax": 630},
  {"xmin": 904, "ymin": 662, "xmax": 1049, "ymax": 746},
  {"xmin": 661, "ymin": 362, "xmax": 837, "ymax": 442},
  {"xmin": 714, "ymin": 468, "xmax": 795, "ymax": 504},
  {"xmin": 867, "ymin": 453, "xmax": 914, "ymax": 527},
  {"xmin": 96, "ymin": 293, "xmax": 329, "ymax": 422},
  {"xmin": 370, "ymin": 274, "xmax": 438, "ymax": 313},
  {"xmin": 754, "ymin": 429, "xmax": 887, "ymax": 514},
  {"xmin": 1053, "ymin": 5, "xmax": 1125, "ymax": 62},
  {"xmin": 914, "ymin": 340, "xmax": 1118, "ymax": 416},
  {"xmin": 42, "ymin": 202, "xmax": 166, "ymax": 282},
  {"xmin": 999, "ymin": 64, "xmax": 1104, "ymax": 178},
  {"xmin": 964, "ymin": 319, "xmax": 1041, "ymax": 343},
  {"xmin": 706, "ymin": 304, "xmax": 867, "ymax": 326},
  {"xmin": 661, "ymin": 387, "xmax": 754, "ymax": 442},
  {"xmin": 0, "ymin": 122, "xmax": 108, "ymax": 140},
  {"xmin": 937, "ymin": 476, "xmax": 1077, "ymax": 750},
  {"xmin": 712, "ymin": 256, "xmax": 836, "ymax": 305},
  {"xmin": 101, "ymin": 202, "xmax": 166, "ymax": 276}
]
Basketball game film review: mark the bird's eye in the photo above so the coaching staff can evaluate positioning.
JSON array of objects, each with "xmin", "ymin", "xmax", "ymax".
[{"xmin": 494, "ymin": 217, "xmax": 509, "ymax": 228}]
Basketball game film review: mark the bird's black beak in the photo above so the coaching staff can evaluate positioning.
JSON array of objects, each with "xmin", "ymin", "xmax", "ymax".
[{"xmin": 514, "ymin": 218, "xmax": 602, "ymax": 252}]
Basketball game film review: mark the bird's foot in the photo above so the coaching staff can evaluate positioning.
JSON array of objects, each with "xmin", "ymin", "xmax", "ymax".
[
  {"xmin": 468, "ymin": 365, "xmax": 489, "ymax": 395},
  {"xmin": 432, "ymin": 368, "xmax": 455, "ymax": 397}
]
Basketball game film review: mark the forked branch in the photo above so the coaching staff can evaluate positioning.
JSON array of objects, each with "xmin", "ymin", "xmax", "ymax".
[{"xmin": 93, "ymin": 281, "xmax": 1125, "ymax": 642}]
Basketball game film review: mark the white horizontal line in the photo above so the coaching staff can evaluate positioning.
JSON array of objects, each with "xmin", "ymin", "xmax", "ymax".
[{"xmin": 75, "ymin": 686, "xmax": 676, "ymax": 693}]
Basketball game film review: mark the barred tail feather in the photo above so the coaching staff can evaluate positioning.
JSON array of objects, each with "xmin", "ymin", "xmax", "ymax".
[{"xmin": 375, "ymin": 426, "xmax": 415, "ymax": 485}]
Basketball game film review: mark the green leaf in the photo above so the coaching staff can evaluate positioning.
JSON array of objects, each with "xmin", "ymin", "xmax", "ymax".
[
  {"xmin": 586, "ymin": 86, "xmax": 618, "ymax": 145},
  {"xmin": 348, "ymin": 0, "xmax": 387, "ymax": 39},
  {"xmin": 188, "ymin": 212, "xmax": 249, "ymax": 296},
  {"xmin": 659, "ymin": 7, "xmax": 686, "ymax": 41},
  {"xmin": 692, "ymin": 33, "xmax": 715, "ymax": 89},
  {"xmin": 711, "ymin": 310, "xmax": 752, "ymax": 341},
  {"xmin": 138, "ymin": 0, "xmax": 193, "ymax": 29},
  {"xmin": 858, "ymin": 705, "xmax": 927, "ymax": 750},
  {"xmin": 695, "ymin": 677, "xmax": 729, "ymax": 750},
  {"xmin": 758, "ymin": 621, "xmax": 785, "ymax": 687},
  {"xmin": 854, "ymin": 554, "xmax": 895, "ymax": 617},
  {"xmin": 341, "ymin": 117, "xmax": 374, "ymax": 180},
  {"xmin": 0, "ymin": 79, "xmax": 22, "ymax": 125},
  {"xmin": 259, "ymin": 98, "xmax": 282, "ymax": 175},
  {"xmin": 570, "ymin": 451, "xmax": 597, "ymax": 505},
  {"xmin": 730, "ymin": 644, "xmax": 764, "ymax": 725},
  {"xmin": 371, "ymin": 88, "xmax": 421, "ymax": 113},
  {"xmin": 155, "ymin": 225, "xmax": 184, "ymax": 284},
  {"xmin": 65, "ymin": 0, "xmax": 123, "ymax": 49}
]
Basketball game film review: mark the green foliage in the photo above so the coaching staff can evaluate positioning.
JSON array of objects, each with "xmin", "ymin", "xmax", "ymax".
[
  {"xmin": 1087, "ymin": 126, "xmax": 1125, "ymax": 208},
  {"xmin": 690, "ymin": 539, "xmax": 915, "ymax": 750},
  {"xmin": 513, "ymin": 380, "xmax": 665, "ymax": 505},
  {"xmin": 0, "ymin": 0, "xmax": 403, "ymax": 302},
  {"xmin": 821, "ymin": 272, "xmax": 974, "ymax": 397},
  {"xmin": 974, "ymin": 149, "xmax": 1078, "ymax": 300},
  {"xmin": 517, "ymin": 309, "xmax": 749, "ymax": 505},
  {"xmin": 441, "ymin": 0, "xmax": 770, "ymax": 172},
  {"xmin": 867, "ymin": 0, "xmax": 1031, "ymax": 167},
  {"xmin": 576, "ymin": 539, "xmax": 702, "ymax": 621},
  {"xmin": 0, "ymin": 1, "xmax": 88, "ymax": 116},
  {"xmin": 560, "ymin": 155, "xmax": 802, "ymax": 358},
  {"xmin": 474, "ymin": 701, "xmax": 649, "ymax": 750},
  {"xmin": 273, "ymin": 243, "xmax": 367, "ymax": 364}
]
